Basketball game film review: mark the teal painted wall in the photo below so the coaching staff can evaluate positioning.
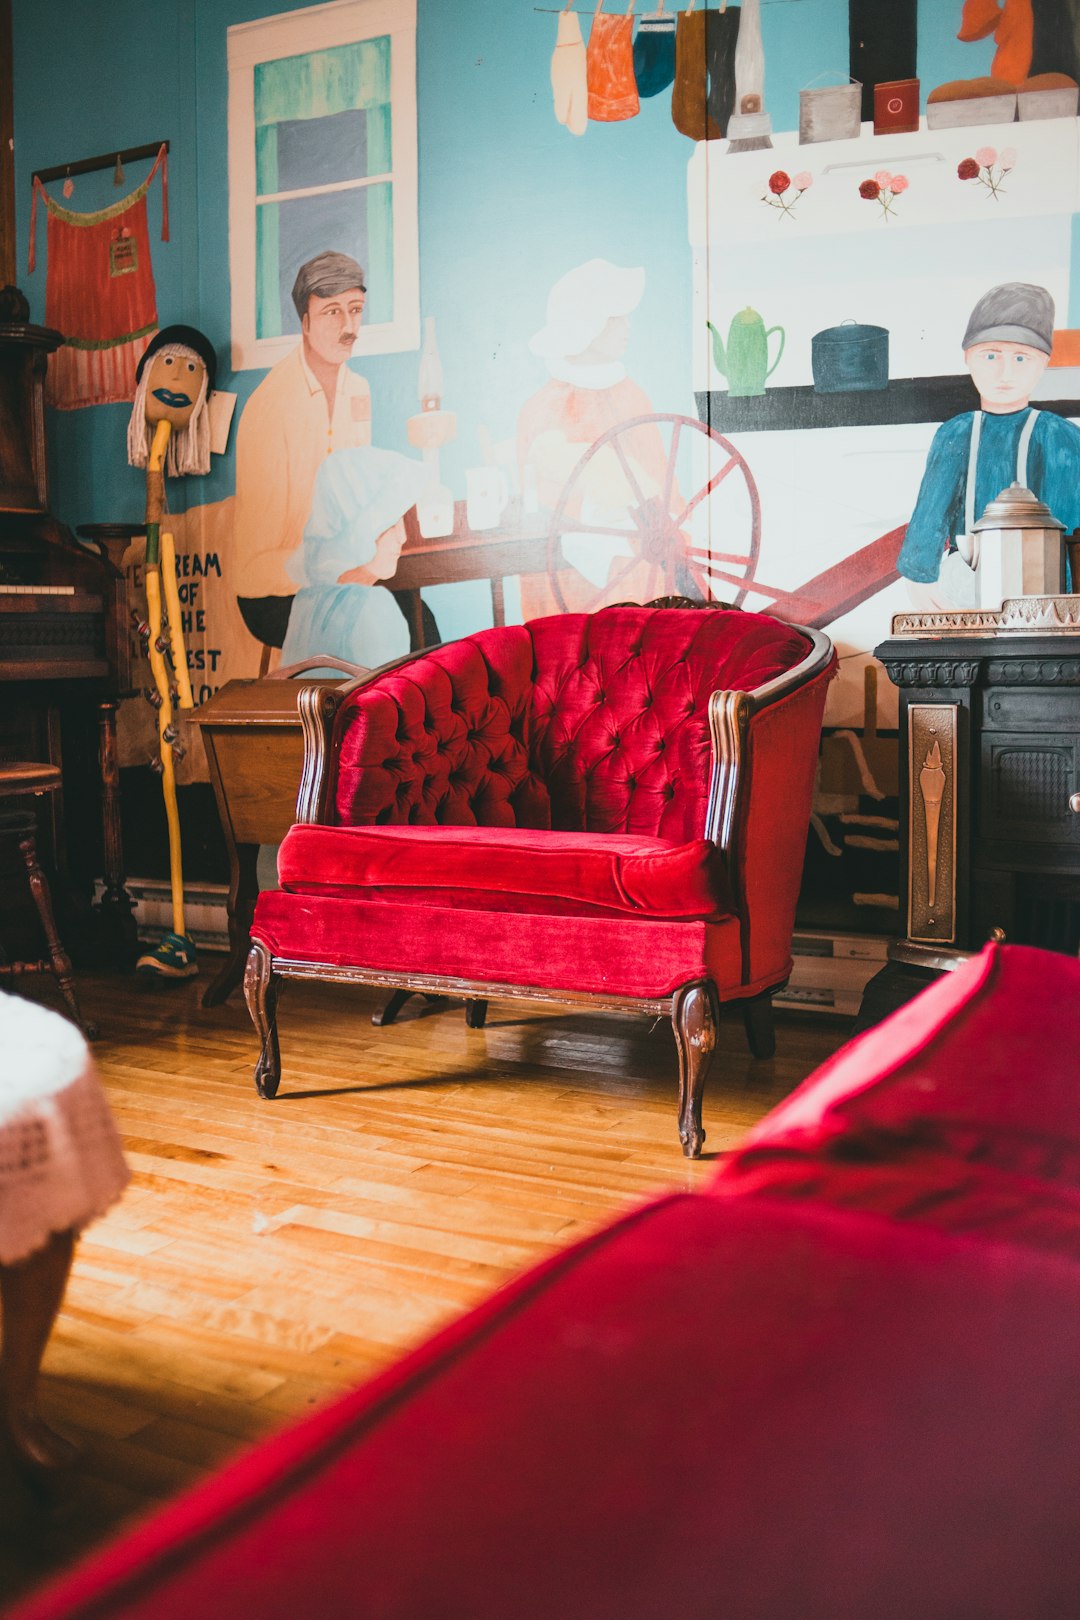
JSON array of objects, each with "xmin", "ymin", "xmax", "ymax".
[{"xmin": 12, "ymin": 0, "xmax": 994, "ymax": 537}]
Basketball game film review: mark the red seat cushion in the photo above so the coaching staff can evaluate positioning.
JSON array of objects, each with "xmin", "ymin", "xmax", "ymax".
[
  {"xmin": 251, "ymin": 889, "xmax": 748, "ymax": 1000},
  {"xmin": 277, "ymin": 823, "xmax": 733, "ymax": 920}
]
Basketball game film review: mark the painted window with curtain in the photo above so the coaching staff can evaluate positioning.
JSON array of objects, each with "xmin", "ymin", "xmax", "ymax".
[{"xmin": 228, "ymin": 0, "xmax": 418, "ymax": 370}]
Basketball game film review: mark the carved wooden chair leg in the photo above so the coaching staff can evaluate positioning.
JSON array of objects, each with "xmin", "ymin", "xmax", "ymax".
[
  {"xmin": 244, "ymin": 941, "xmax": 281, "ymax": 1099},
  {"xmin": 741, "ymin": 988, "xmax": 777, "ymax": 1059},
  {"xmin": 372, "ymin": 989, "xmax": 415, "ymax": 1027},
  {"xmin": 17, "ymin": 829, "xmax": 91, "ymax": 1039},
  {"xmin": 464, "ymin": 999, "xmax": 488, "ymax": 1029},
  {"xmin": 672, "ymin": 980, "xmax": 719, "ymax": 1159},
  {"xmin": 372, "ymin": 991, "xmax": 450, "ymax": 1027}
]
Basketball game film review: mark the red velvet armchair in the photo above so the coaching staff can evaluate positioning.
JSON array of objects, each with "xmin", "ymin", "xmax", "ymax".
[{"xmin": 245, "ymin": 602, "xmax": 835, "ymax": 1154}]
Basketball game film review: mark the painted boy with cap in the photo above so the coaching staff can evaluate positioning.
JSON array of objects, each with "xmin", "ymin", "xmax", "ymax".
[{"xmin": 898, "ymin": 281, "xmax": 1080, "ymax": 603}]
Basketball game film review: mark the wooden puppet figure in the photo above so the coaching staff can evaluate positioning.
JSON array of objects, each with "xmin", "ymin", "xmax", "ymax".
[{"xmin": 127, "ymin": 324, "xmax": 215, "ymax": 979}]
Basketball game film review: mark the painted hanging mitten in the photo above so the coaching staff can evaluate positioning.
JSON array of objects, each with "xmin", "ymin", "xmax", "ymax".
[
  {"xmin": 551, "ymin": 8, "xmax": 588, "ymax": 135},
  {"xmin": 633, "ymin": 12, "xmax": 677, "ymax": 98},
  {"xmin": 706, "ymin": 6, "xmax": 742, "ymax": 137},
  {"xmin": 672, "ymin": 7, "xmax": 721, "ymax": 140},
  {"xmin": 587, "ymin": 8, "xmax": 640, "ymax": 122}
]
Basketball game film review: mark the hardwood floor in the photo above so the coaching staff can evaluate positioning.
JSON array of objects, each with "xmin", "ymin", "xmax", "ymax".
[{"xmin": 0, "ymin": 967, "xmax": 851, "ymax": 1610}]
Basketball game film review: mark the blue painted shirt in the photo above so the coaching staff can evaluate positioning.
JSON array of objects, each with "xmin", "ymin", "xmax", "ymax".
[{"xmin": 898, "ymin": 407, "xmax": 1080, "ymax": 584}]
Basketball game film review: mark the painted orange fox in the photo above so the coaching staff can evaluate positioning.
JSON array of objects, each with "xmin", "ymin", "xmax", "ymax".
[{"xmin": 958, "ymin": 0, "xmax": 1034, "ymax": 86}]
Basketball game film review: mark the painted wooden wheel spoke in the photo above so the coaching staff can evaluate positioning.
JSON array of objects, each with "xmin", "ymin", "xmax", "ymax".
[
  {"xmin": 671, "ymin": 454, "xmax": 740, "ymax": 529},
  {"xmin": 547, "ymin": 413, "xmax": 761, "ymax": 612}
]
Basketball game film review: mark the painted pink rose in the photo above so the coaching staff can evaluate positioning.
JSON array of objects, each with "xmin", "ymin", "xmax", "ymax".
[
  {"xmin": 859, "ymin": 178, "xmax": 881, "ymax": 200},
  {"xmin": 874, "ymin": 170, "xmax": 893, "ymax": 188},
  {"xmin": 768, "ymin": 170, "xmax": 791, "ymax": 196},
  {"xmin": 792, "ymin": 171, "xmax": 813, "ymax": 191},
  {"xmin": 998, "ymin": 146, "xmax": 1017, "ymax": 169},
  {"xmin": 957, "ymin": 157, "xmax": 980, "ymax": 180},
  {"xmin": 889, "ymin": 174, "xmax": 909, "ymax": 194},
  {"xmin": 975, "ymin": 146, "xmax": 998, "ymax": 167}
]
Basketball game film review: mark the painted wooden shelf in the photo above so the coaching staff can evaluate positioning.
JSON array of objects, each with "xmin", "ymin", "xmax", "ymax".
[{"xmin": 696, "ymin": 379, "xmax": 1080, "ymax": 434}]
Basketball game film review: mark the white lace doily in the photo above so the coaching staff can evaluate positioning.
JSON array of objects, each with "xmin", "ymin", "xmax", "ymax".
[{"xmin": 0, "ymin": 993, "xmax": 129, "ymax": 1266}]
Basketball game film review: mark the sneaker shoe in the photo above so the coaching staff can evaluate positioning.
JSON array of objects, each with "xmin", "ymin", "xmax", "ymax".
[{"xmin": 136, "ymin": 931, "xmax": 198, "ymax": 979}]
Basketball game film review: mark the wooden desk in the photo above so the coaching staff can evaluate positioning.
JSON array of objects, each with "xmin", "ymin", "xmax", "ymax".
[
  {"xmin": 192, "ymin": 674, "xmax": 348, "ymax": 1006},
  {"xmin": 395, "ymin": 500, "xmax": 549, "ymax": 646}
]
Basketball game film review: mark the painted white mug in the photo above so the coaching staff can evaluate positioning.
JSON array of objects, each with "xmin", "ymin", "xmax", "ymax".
[{"xmin": 466, "ymin": 466, "xmax": 509, "ymax": 531}]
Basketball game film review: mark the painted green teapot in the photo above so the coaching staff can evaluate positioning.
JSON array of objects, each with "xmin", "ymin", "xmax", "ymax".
[{"xmin": 707, "ymin": 308, "xmax": 785, "ymax": 397}]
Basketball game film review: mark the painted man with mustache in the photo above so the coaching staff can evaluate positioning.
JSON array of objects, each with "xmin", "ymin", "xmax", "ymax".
[{"xmin": 233, "ymin": 251, "xmax": 373, "ymax": 653}]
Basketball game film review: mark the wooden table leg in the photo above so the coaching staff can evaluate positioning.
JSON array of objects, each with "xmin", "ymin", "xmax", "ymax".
[{"xmin": 202, "ymin": 841, "xmax": 260, "ymax": 1008}]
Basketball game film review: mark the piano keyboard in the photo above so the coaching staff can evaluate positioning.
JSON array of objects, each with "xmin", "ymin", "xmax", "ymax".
[{"xmin": 0, "ymin": 584, "xmax": 77, "ymax": 594}]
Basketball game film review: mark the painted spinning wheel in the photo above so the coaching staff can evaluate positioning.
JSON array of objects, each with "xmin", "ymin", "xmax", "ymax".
[{"xmin": 545, "ymin": 413, "xmax": 761, "ymax": 613}]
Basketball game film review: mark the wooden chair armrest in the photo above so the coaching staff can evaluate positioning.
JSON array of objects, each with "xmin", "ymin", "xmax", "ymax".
[
  {"xmin": 292, "ymin": 647, "xmax": 436, "ymax": 825},
  {"xmin": 704, "ymin": 625, "xmax": 834, "ymax": 858}
]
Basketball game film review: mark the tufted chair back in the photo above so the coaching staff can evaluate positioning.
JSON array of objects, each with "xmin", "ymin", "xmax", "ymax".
[{"xmin": 331, "ymin": 606, "xmax": 813, "ymax": 841}]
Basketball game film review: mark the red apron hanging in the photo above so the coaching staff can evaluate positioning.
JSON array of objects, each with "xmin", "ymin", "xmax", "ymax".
[{"xmin": 28, "ymin": 145, "xmax": 168, "ymax": 410}]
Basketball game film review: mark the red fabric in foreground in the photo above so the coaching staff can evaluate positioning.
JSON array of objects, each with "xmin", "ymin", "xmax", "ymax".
[
  {"xmin": 729, "ymin": 943, "xmax": 1080, "ymax": 1164},
  {"xmin": 15, "ymin": 944, "xmax": 1080, "ymax": 1620},
  {"xmin": 278, "ymin": 823, "xmax": 732, "ymax": 920},
  {"xmin": 708, "ymin": 945, "xmax": 1080, "ymax": 1258},
  {"xmin": 17, "ymin": 1195, "xmax": 1080, "ymax": 1620},
  {"xmin": 251, "ymin": 888, "xmax": 746, "ymax": 1000}
]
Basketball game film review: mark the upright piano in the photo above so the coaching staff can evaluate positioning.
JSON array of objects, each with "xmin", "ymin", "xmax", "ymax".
[{"xmin": 0, "ymin": 319, "xmax": 134, "ymax": 957}]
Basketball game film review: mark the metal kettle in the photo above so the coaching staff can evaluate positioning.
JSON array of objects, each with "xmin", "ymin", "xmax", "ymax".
[{"xmin": 707, "ymin": 307, "xmax": 785, "ymax": 397}]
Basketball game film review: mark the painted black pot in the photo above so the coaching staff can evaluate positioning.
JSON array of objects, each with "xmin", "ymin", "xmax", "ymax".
[{"xmin": 811, "ymin": 320, "xmax": 889, "ymax": 393}]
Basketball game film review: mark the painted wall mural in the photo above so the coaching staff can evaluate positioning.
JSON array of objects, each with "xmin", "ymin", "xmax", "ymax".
[{"xmin": 14, "ymin": 0, "xmax": 1080, "ymax": 939}]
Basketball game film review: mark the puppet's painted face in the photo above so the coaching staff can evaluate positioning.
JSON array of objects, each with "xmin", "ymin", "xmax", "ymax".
[
  {"xmin": 145, "ymin": 349, "xmax": 206, "ymax": 430},
  {"xmin": 302, "ymin": 286, "xmax": 366, "ymax": 368},
  {"xmin": 964, "ymin": 340, "xmax": 1049, "ymax": 413}
]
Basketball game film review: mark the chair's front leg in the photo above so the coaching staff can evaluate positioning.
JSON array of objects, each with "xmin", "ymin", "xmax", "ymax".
[
  {"xmin": 464, "ymin": 999, "xmax": 488, "ymax": 1029},
  {"xmin": 741, "ymin": 988, "xmax": 777, "ymax": 1058},
  {"xmin": 244, "ymin": 940, "xmax": 281, "ymax": 1099},
  {"xmin": 672, "ymin": 980, "xmax": 719, "ymax": 1159}
]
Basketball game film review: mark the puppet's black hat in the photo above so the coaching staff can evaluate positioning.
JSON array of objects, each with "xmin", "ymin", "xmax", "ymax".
[{"xmin": 136, "ymin": 324, "xmax": 217, "ymax": 392}]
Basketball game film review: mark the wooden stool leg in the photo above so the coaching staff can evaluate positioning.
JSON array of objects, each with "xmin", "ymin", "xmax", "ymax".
[
  {"xmin": 0, "ymin": 1230, "xmax": 79, "ymax": 1474},
  {"xmin": 18, "ymin": 830, "xmax": 90, "ymax": 1037}
]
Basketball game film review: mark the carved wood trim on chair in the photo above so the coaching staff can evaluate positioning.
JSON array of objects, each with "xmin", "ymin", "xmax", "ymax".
[
  {"xmin": 264, "ymin": 954, "xmax": 675, "ymax": 1019},
  {"xmin": 243, "ymin": 942, "xmax": 728, "ymax": 1155},
  {"xmin": 672, "ymin": 979, "xmax": 719, "ymax": 1159},
  {"xmin": 295, "ymin": 685, "xmax": 347, "ymax": 825},
  {"xmin": 705, "ymin": 689, "xmax": 751, "ymax": 856},
  {"xmin": 703, "ymin": 625, "xmax": 833, "ymax": 858},
  {"xmin": 243, "ymin": 939, "xmax": 281, "ymax": 1099}
]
